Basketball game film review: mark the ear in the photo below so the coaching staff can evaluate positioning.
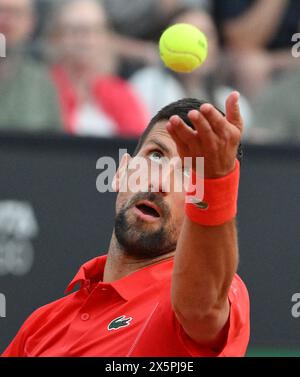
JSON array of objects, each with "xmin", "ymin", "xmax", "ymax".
[{"xmin": 112, "ymin": 153, "xmax": 132, "ymax": 192}]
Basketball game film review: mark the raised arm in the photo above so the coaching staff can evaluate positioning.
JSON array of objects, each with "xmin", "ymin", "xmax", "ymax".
[{"xmin": 167, "ymin": 92, "xmax": 244, "ymax": 349}]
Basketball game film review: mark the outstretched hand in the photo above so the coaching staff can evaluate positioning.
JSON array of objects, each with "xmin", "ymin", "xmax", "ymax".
[{"xmin": 166, "ymin": 92, "xmax": 244, "ymax": 179}]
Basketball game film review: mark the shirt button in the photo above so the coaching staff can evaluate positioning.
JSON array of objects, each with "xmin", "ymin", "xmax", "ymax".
[{"xmin": 81, "ymin": 313, "xmax": 90, "ymax": 321}]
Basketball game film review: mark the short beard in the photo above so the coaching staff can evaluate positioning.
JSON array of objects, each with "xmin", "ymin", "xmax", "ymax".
[{"xmin": 114, "ymin": 193, "xmax": 177, "ymax": 259}]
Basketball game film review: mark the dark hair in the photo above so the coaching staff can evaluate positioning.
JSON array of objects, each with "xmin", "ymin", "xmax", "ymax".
[{"xmin": 133, "ymin": 98, "xmax": 243, "ymax": 163}]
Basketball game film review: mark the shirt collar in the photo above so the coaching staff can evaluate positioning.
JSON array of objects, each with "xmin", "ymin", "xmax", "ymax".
[
  {"xmin": 65, "ymin": 255, "xmax": 106, "ymax": 294},
  {"xmin": 65, "ymin": 254, "xmax": 174, "ymax": 300}
]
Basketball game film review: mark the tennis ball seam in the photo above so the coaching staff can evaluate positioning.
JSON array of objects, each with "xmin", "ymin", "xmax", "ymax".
[{"xmin": 161, "ymin": 38, "xmax": 204, "ymax": 64}]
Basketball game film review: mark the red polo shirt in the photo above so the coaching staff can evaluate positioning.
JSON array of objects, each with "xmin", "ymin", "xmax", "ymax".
[{"xmin": 2, "ymin": 255, "xmax": 250, "ymax": 357}]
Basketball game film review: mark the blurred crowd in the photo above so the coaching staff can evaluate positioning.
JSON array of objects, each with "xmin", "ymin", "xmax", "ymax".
[{"xmin": 0, "ymin": 0, "xmax": 299, "ymax": 143}]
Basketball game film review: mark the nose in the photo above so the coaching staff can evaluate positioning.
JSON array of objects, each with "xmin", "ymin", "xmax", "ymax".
[
  {"xmin": 148, "ymin": 164, "xmax": 175, "ymax": 195},
  {"xmin": 149, "ymin": 182, "xmax": 167, "ymax": 195},
  {"xmin": 127, "ymin": 157, "xmax": 179, "ymax": 195}
]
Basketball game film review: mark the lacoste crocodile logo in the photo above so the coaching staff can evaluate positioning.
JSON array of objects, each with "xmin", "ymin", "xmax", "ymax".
[{"xmin": 108, "ymin": 315, "xmax": 133, "ymax": 331}]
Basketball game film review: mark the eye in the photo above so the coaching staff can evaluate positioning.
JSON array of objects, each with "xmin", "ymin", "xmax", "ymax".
[{"xmin": 149, "ymin": 150, "xmax": 164, "ymax": 164}]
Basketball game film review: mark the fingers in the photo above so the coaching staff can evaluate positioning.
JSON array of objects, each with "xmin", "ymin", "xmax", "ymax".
[
  {"xmin": 199, "ymin": 103, "xmax": 230, "ymax": 139},
  {"xmin": 188, "ymin": 110, "xmax": 213, "ymax": 136},
  {"xmin": 166, "ymin": 120, "xmax": 181, "ymax": 148},
  {"xmin": 167, "ymin": 98, "xmax": 242, "ymax": 152},
  {"xmin": 225, "ymin": 91, "xmax": 244, "ymax": 132},
  {"xmin": 187, "ymin": 110, "xmax": 217, "ymax": 149},
  {"xmin": 166, "ymin": 119, "xmax": 191, "ymax": 158},
  {"xmin": 167, "ymin": 115, "xmax": 197, "ymax": 146}
]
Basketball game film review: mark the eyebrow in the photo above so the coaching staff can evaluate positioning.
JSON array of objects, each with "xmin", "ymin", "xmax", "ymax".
[{"xmin": 145, "ymin": 138, "xmax": 170, "ymax": 155}]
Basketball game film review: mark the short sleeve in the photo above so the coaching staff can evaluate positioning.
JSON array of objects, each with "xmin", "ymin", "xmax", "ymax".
[
  {"xmin": 1, "ymin": 306, "xmax": 47, "ymax": 357},
  {"xmin": 130, "ymin": 274, "xmax": 250, "ymax": 357},
  {"xmin": 174, "ymin": 274, "xmax": 250, "ymax": 357}
]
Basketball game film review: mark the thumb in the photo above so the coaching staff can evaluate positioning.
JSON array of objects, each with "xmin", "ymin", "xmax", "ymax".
[{"xmin": 226, "ymin": 91, "xmax": 243, "ymax": 132}]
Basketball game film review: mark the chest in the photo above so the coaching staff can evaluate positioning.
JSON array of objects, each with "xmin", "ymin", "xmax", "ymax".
[{"xmin": 23, "ymin": 285, "xmax": 183, "ymax": 356}]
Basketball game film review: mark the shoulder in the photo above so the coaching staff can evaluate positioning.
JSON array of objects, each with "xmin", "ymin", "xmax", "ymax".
[
  {"xmin": 20, "ymin": 292, "xmax": 77, "ymax": 330},
  {"xmin": 1, "ymin": 292, "xmax": 77, "ymax": 356},
  {"xmin": 19, "ymin": 58, "xmax": 59, "ymax": 101},
  {"xmin": 21, "ymin": 58, "xmax": 53, "ymax": 82}
]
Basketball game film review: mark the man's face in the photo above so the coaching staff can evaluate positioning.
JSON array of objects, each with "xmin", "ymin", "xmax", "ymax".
[
  {"xmin": 0, "ymin": 0, "xmax": 34, "ymax": 47},
  {"xmin": 114, "ymin": 121, "xmax": 188, "ymax": 259}
]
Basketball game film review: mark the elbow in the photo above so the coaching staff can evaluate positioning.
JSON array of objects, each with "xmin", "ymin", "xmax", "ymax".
[
  {"xmin": 172, "ymin": 297, "xmax": 230, "ymax": 346},
  {"xmin": 173, "ymin": 300, "xmax": 227, "ymax": 345},
  {"xmin": 174, "ymin": 306, "xmax": 218, "ymax": 327},
  {"xmin": 172, "ymin": 291, "xmax": 220, "ymax": 323}
]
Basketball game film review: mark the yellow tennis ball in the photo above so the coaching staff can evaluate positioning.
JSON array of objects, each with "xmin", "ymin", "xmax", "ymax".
[{"xmin": 159, "ymin": 23, "xmax": 208, "ymax": 73}]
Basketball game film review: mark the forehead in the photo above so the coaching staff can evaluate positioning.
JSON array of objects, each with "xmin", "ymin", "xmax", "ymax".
[{"xmin": 141, "ymin": 121, "xmax": 178, "ymax": 156}]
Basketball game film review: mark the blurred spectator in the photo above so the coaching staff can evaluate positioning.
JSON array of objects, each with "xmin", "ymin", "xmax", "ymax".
[
  {"xmin": 104, "ymin": 0, "xmax": 211, "ymax": 39},
  {"xmin": 213, "ymin": 0, "xmax": 300, "ymax": 99},
  {"xmin": 0, "ymin": 0, "xmax": 61, "ymax": 132},
  {"xmin": 46, "ymin": 0, "xmax": 148, "ymax": 137},
  {"xmin": 104, "ymin": 0, "xmax": 212, "ymax": 77},
  {"xmin": 130, "ymin": 8, "xmax": 252, "ymax": 129},
  {"xmin": 246, "ymin": 67, "xmax": 300, "ymax": 144}
]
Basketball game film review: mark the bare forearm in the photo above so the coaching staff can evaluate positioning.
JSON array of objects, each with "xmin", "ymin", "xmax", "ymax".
[
  {"xmin": 224, "ymin": 0, "xmax": 289, "ymax": 49},
  {"xmin": 172, "ymin": 218, "xmax": 238, "ymax": 318},
  {"xmin": 166, "ymin": 92, "xmax": 244, "ymax": 346}
]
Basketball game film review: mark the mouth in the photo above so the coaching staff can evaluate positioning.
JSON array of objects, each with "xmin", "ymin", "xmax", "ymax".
[{"xmin": 133, "ymin": 200, "xmax": 161, "ymax": 222}]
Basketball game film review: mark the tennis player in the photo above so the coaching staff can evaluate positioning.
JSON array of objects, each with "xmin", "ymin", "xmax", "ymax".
[{"xmin": 2, "ymin": 92, "xmax": 249, "ymax": 356}]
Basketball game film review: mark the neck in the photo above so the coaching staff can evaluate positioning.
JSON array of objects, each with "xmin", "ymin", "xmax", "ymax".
[{"xmin": 103, "ymin": 231, "xmax": 175, "ymax": 283}]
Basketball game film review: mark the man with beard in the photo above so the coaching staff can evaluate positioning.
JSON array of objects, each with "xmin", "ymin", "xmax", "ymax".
[{"xmin": 2, "ymin": 92, "xmax": 250, "ymax": 357}]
